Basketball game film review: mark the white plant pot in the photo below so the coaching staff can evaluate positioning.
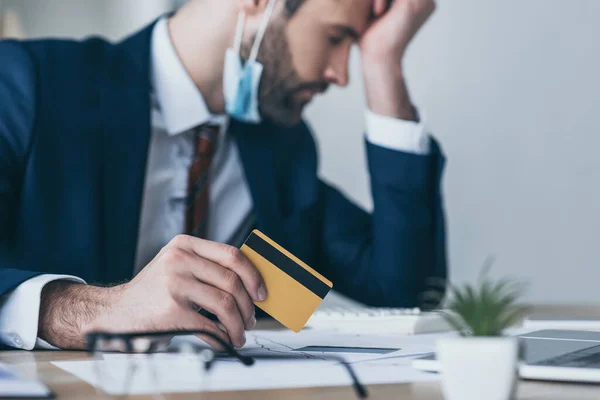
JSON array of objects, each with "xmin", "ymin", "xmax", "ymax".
[{"xmin": 438, "ymin": 337, "xmax": 519, "ymax": 400}]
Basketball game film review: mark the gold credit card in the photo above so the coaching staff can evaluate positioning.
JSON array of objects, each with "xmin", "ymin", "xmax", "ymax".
[{"xmin": 240, "ymin": 230, "xmax": 333, "ymax": 333}]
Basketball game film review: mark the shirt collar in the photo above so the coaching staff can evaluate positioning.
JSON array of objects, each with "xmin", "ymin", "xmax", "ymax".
[{"xmin": 151, "ymin": 18, "xmax": 218, "ymax": 136}]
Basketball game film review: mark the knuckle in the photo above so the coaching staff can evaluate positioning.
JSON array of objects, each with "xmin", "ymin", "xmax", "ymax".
[
  {"xmin": 218, "ymin": 293, "xmax": 237, "ymax": 313},
  {"xmin": 162, "ymin": 247, "xmax": 187, "ymax": 264},
  {"xmin": 170, "ymin": 234, "xmax": 185, "ymax": 247},
  {"xmin": 223, "ymin": 270, "xmax": 242, "ymax": 293},
  {"xmin": 171, "ymin": 234, "xmax": 191, "ymax": 248},
  {"xmin": 225, "ymin": 246, "xmax": 244, "ymax": 265}
]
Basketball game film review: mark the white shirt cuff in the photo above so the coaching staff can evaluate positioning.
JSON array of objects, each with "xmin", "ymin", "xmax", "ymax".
[
  {"xmin": 365, "ymin": 109, "xmax": 431, "ymax": 155},
  {"xmin": 0, "ymin": 274, "xmax": 86, "ymax": 350}
]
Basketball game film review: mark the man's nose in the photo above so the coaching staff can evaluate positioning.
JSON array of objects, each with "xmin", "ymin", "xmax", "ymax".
[{"xmin": 323, "ymin": 50, "xmax": 350, "ymax": 87}]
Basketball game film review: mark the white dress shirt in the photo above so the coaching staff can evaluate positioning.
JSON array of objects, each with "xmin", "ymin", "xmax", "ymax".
[{"xmin": 0, "ymin": 18, "xmax": 432, "ymax": 350}]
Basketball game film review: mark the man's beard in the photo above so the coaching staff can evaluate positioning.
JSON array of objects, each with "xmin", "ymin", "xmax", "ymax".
[{"xmin": 241, "ymin": 18, "xmax": 327, "ymax": 127}]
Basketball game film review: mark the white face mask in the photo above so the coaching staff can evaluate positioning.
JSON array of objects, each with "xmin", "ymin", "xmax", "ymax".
[{"xmin": 223, "ymin": 0, "xmax": 277, "ymax": 124}]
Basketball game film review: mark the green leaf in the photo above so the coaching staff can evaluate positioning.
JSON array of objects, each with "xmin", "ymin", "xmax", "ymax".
[
  {"xmin": 498, "ymin": 305, "xmax": 532, "ymax": 330},
  {"xmin": 436, "ymin": 310, "xmax": 471, "ymax": 337},
  {"xmin": 434, "ymin": 258, "xmax": 529, "ymax": 337}
]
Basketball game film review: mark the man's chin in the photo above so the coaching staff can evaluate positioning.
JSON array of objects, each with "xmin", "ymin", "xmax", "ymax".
[{"xmin": 261, "ymin": 106, "xmax": 304, "ymax": 128}]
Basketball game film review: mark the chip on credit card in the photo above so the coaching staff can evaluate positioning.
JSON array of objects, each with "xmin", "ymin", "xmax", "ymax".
[{"xmin": 240, "ymin": 230, "xmax": 333, "ymax": 333}]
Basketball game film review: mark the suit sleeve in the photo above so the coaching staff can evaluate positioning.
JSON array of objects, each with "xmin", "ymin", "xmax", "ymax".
[
  {"xmin": 0, "ymin": 41, "xmax": 44, "ymax": 296},
  {"xmin": 316, "ymin": 137, "xmax": 447, "ymax": 308}
]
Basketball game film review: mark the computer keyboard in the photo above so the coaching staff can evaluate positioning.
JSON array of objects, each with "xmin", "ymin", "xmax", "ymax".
[{"xmin": 305, "ymin": 305, "xmax": 454, "ymax": 335}]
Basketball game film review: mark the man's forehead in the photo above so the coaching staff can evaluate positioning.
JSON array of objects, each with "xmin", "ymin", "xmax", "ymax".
[{"xmin": 297, "ymin": 0, "xmax": 373, "ymax": 36}]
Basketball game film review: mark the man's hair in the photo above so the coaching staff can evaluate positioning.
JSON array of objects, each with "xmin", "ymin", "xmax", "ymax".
[{"xmin": 284, "ymin": 0, "xmax": 307, "ymax": 16}]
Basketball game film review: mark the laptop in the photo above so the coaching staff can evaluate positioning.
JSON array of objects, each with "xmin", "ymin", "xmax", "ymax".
[{"xmin": 413, "ymin": 330, "xmax": 600, "ymax": 383}]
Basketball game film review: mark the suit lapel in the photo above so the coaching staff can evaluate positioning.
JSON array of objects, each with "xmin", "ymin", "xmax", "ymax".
[
  {"xmin": 99, "ymin": 22, "xmax": 155, "ymax": 283},
  {"xmin": 231, "ymin": 120, "xmax": 288, "ymax": 248},
  {"xmin": 101, "ymin": 88, "xmax": 151, "ymax": 283}
]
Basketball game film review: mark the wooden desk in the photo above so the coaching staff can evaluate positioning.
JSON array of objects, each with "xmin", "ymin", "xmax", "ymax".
[{"xmin": 3, "ymin": 307, "xmax": 600, "ymax": 400}]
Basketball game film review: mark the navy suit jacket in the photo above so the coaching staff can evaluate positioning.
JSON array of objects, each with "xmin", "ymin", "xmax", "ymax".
[{"xmin": 0, "ymin": 23, "xmax": 446, "ymax": 312}]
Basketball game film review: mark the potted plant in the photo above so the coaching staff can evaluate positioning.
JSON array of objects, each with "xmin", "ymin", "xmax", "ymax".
[{"xmin": 433, "ymin": 263, "xmax": 530, "ymax": 400}]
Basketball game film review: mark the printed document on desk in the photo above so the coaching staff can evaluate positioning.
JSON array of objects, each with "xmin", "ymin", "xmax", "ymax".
[
  {"xmin": 0, "ymin": 362, "xmax": 53, "ymax": 399},
  {"xmin": 52, "ymin": 330, "xmax": 449, "ymax": 395}
]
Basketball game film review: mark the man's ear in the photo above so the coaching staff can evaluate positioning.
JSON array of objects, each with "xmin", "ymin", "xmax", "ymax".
[{"xmin": 236, "ymin": 0, "xmax": 272, "ymax": 16}]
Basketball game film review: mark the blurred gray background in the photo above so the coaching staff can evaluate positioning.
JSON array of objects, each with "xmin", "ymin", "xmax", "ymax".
[{"xmin": 2, "ymin": 0, "xmax": 599, "ymax": 304}]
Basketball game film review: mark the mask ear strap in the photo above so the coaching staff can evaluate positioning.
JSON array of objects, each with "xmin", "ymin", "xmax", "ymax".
[
  {"xmin": 248, "ymin": 0, "xmax": 277, "ymax": 62},
  {"xmin": 233, "ymin": 12, "xmax": 246, "ymax": 54}
]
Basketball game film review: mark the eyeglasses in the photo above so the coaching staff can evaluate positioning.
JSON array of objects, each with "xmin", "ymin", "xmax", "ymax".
[{"xmin": 85, "ymin": 330, "xmax": 368, "ymax": 399}]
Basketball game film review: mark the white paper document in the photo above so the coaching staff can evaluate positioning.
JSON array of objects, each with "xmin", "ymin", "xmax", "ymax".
[
  {"xmin": 53, "ymin": 330, "xmax": 446, "ymax": 395},
  {"xmin": 0, "ymin": 362, "xmax": 53, "ymax": 399}
]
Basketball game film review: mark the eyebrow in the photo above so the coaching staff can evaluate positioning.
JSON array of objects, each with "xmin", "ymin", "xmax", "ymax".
[{"xmin": 331, "ymin": 24, "xmax": 360, "ymax": 41}]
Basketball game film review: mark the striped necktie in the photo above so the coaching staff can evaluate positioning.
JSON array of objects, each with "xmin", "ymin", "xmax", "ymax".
[{"xmin": 185, "ymin": 123, "xmax": 219, "ymax": 238}]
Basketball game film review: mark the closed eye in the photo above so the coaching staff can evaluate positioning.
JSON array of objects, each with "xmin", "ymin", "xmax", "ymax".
[{"xmin": 328, "ymin": 36, "xmax": 344, "ymax": 46}]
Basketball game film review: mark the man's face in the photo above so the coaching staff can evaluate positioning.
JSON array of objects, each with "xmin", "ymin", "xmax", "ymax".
[{"xmin": 242, "ymin": 0, "xmax": 372, "ymax": 127}]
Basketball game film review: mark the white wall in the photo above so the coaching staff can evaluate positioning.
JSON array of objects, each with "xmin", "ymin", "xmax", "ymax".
[
  {"xmin": 4, "ymin": 0, "xmax": 600, "ymax": 304},
  {"xmin": 1, "ymin": 0, "xmax": 172, "ymax": 40},
  {"xmin": 307, "ymin": 0, "xmax": 600, "ymax": 304}
]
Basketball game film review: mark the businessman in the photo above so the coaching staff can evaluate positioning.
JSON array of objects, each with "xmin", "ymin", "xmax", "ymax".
[{"xmin": 0, "ymin": 0, "xmax": 446, "ymax": 350}]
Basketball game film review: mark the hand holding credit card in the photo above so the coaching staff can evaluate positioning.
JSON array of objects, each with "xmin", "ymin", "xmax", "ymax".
[{"xmin": 241, "ymin": 230, "xmax": 333, "ymax": 332}]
